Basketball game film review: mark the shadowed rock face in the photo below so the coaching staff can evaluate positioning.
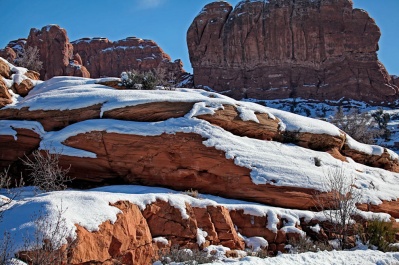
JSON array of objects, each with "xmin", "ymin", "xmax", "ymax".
[{"xmin": 187, "ymin": 0, "xmax": 398, "ymax": 103}]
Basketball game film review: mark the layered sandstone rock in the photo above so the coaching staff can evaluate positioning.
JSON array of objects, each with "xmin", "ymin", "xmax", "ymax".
[
  {"xmin": 187, "ymin": 0, "xmax": 398, "ymax": 103},
  {"xmin": 0, "ymin": 128, "xmax": 41, "ymax": 170},
  {"xmin": 71, "ymin": 36, "xmax": 185, "ymax": 79},
  {"xmin": 2, "ymin": 101, "xmax": 398, "ymax": 212}
]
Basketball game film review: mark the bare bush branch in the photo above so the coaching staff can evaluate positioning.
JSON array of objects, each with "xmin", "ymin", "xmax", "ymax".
[
  {"xmin": 14, "ymin": 46, "xmax": 43, "ymax": 72},
  {"xmin": 0, "ymin": 232, "xmax": 13, "ymax": 265},
  {"xmin": 22, "ymin": 148, "xmax": 72, "ymax": 193},
  {"xmin": 0, "ymin": 168, "xmax": 24, "ymax": 224},
  {"xmin": 330, "ymin": 108, "xmax": 382, "ymax": 144},
  {"xmin": 314, "ymin": 168, "xmax": 362, "ymax": 249},
  {"xmin": 17, "ymin": 205, "xmax": 76, "ymax": 265}
]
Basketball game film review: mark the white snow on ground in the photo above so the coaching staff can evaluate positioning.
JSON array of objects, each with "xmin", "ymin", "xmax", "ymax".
[
  {"xmin": 239, "ymin": 234, "xmax": 268, "ymax": 251},
  {"xmin": 197, "ymin": 228, "xmax": 209, "ymax": 246},
  {"xmin": 202, "ymin": 250, "xmax": 399, "ymax": 265}
]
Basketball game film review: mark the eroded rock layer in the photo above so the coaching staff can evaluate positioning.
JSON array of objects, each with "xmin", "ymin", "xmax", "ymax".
[{"xmin": 187, "ymin": 0, "xmax": 398, "ymax": 103}]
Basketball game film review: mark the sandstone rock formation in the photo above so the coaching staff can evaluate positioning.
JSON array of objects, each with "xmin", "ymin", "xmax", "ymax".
[
  {"xmin": 187, "ymin": 0, "xmax": 398, "ymax": 103},
  {"xmin": 26, "ymin": 25, "xmax": 90, "ymax": 80},
  {"xmin": 72, "ymin": 37, "xmax": 185, "ymax": 80},
  {"xmin": 0, "ymin": 39, "xmax": 22, "ymax": 63}
]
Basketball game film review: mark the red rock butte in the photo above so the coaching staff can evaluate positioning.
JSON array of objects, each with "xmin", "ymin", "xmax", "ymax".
[{"xmin": 187, "ymin": 0, "xmax": 399, "ymax": 103}]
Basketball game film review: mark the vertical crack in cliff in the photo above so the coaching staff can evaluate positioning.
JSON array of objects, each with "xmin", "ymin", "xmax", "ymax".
[
  {"xmin": 100, "ymin": 131, "xmax": 117, "ymax": 176},
  {"xmin": 289, "ymin": 0, "xmax": 296, "ymax": 61},
  {"xmin": 221, "ymin": 8, "xmax": 233, "ymax": 66}
]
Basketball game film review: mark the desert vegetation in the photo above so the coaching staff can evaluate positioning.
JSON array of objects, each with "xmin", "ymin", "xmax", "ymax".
[
  {"xmin": 330, "ymin": 108, "xmax": 383, "ymax": 144},
  {"xmin": 22, "ymin": 148, "xmax": 72, "ymax": 193},
  {"xmin": 121, "ymin": 67, "xmax": 179, "ymax": 90},
  {"xmin": 14, "ymin": 46, "xmax": 43, "ymax": 72}
]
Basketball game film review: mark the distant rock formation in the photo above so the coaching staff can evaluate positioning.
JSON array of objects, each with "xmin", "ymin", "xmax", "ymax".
[
  {"xmin": 1, "ymin": 25, "xmax": 185, "ymax": 82},
  {"xmin": 0, "ymin": 25, "xmax": 89, "ymax": 80},
  {"xmin": 187, "ymin": 0, "xmax": 398, "ymax": 103},
  {"xmin": 72, "ymin": 37, "xmax": 185, "ymax": 79}
]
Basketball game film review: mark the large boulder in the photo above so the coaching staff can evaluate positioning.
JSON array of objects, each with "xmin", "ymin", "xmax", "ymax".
[
  {"xmin": 0, "ymin": 57, "xmax": 11, "ymax": 78},
  {"xmin": 71, "ymin": 201, "xmax": 155, "ymax": 264},
  {"xmin": 187, "ymin": 0, "xmax": 398, "ymax": 103},
  {"xmin": 0, "ymin": 79, "xmax": 12, "ymax": 108}
]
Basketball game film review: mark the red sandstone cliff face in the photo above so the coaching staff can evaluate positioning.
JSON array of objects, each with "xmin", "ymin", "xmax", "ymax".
[
  {"xmin": 26, "ymin": 25, "xmax": 90, "ymax": 80},
  {"xmin": 72, "ymin": 37, "xmax": 185, "ymax": 79},
  {"xmin": 187, "ymin": 0, "xmax": 398, "ymax": 103}
]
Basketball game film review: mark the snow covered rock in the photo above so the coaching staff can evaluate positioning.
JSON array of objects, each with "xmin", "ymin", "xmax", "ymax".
[
  {"xmin": 1, "ymin": 76, "xmax": 399, "ymax": 216},
  {"xmin": 0, "ymin": 186, "xmax": 327, "ymax": 263},
  {"xmin": 0, "ymin": 57, "xmax": 43, "ymax": 107}
]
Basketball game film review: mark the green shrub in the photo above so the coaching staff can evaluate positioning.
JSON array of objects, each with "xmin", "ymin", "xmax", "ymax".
[
  {"xmin": 121, "ymin": 70, "xmax": 144, "ymax": 89},
  {"xmin": 366, "ymin": 218, "xmax": 398, "ymax": 252},
  {"xmin": 121, "ymin": 70, "xmax": 158, "ymax": 90},
  {"xmin": 142, "ymin": 71, "xmax": 157, "ymax": 90}
]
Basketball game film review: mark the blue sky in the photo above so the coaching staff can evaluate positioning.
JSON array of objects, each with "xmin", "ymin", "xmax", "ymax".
[{"xmin": 0, "ymin": 0, "xmax": 397, "ymax": 75}]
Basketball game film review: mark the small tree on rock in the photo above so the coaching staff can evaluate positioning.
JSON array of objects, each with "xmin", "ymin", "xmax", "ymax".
[
  {"xmin": 330, "ymin": 108, "xmax": 382, "ymax": 144},
  {"xmin": 22, "ymin": 148, "xmax": 72, "ymax": 193},
  {"xmin": 315, "ymin": 168, "xmax": 362, "ymax": 249},
  {"xmin": 14, "ymin": 46, "xmax": 43, "ymax": 72}
]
